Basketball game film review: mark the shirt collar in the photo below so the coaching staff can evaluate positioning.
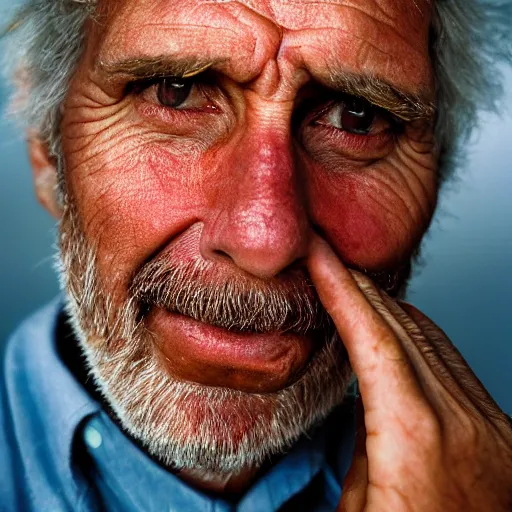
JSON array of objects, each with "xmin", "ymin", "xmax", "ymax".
[
  {"xmin": 5, "ymin": 297, "xmax": 355, "ymax": 510},
  {"xmin": 4, "ymin": 297, "xmax": 101, "ymax": 503},
  {"xmin": 82, "ymin": 402, "xmax": 351, "ymax": 512}
]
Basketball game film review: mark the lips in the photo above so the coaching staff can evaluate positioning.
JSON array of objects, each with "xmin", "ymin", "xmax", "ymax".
[{"xmin": 147, "ymin": 307, "xmax": 315, "ymax": 393}]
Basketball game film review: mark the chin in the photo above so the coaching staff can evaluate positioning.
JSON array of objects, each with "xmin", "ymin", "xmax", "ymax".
[{"xmin": 64, "ymin": 286, "xmax": 351, "ymax": 473}]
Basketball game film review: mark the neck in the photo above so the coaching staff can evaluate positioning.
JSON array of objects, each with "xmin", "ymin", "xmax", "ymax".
[{"xmin": 177, "ymin": 466, "xmax": 261, "ymax": 496}]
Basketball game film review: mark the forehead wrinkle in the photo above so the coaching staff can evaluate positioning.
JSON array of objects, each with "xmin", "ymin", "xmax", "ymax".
[
  {"xmin": 193, "ymin": 1, "xmax": 284, "ymax": 68},
  {"xmin": 96, "ymin": 1, "xmax": 285, "ymax": 87},
  {"xmin": 200, "ymin": 0, "xmax": 275, "ymax": 20},
  {"xmin": 96, "ymin": 22, "xmax": 260, "ymax": 82},
  {"xmin": 201, "ymin": 0, "xmax": 433, "ymax": 73},
  {"xmin": 311, "ymin": 2, "xmax": 429, "ymax": 47},
  {"xmin": 101, "ymin": 21, "xmax": 245, "ymax": 54},
  {"xmin": 269, "ymin": 0, "xmax": 432, "ymax": 33},
  {"xmin": 202, "ymin": 0, "xmax": 431, "ymax": 29},
  {"xmin": 282, "ymin": 16, "xmax": 427, "ymax": 60},
  {"xmin": 281, "ymin": 23, "xmax": 432, "ymax": 95},
  {"xmin": 342, "ymin": 0, "xmax": 432, "ymax": 22},
  {"xmin": 94, "ymin": 0, "xmax": 433, "ymax": 100}
]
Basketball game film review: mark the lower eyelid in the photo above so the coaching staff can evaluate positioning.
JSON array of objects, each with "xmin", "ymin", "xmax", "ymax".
[
  {"xmin": 307, "ymin": 123, "xmax": 396, "ymax": 157},
  {"xmin": 314, "ymin": 118, "xmax": 389, "ymax": 136},
  {"xmin": 135, "ymin": 100, "xmax": 224, "ymax": 130},
  {"xmin": 138, "ymin": 102, "xmax": 203, "ymax": 121}
]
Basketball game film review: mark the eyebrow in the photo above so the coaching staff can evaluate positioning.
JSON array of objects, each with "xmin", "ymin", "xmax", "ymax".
[
  {"xmin": 97, "ymin": 56, "xmax": 225, "ymax": 81},
  {"xmin": 326, "ymin": 71, "xmax": 435, "ymax": 121},
  {"xmin": 98, "ymin": 56, "xmax": 435, "ymax": 122}
]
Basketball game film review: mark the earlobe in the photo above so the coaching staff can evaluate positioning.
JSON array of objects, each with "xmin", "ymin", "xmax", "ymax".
[{"xmin": 28, "ymin": 135, "xmax": 62, "ymax": 219}]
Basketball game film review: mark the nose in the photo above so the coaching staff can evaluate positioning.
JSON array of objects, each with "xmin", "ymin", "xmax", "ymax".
[{"xmin": 200, "ymin": 129, "xmax": 309, "ymax": 279}]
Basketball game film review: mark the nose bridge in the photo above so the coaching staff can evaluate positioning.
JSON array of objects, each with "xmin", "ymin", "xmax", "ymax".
[
  {"xmin": 231, "ymin": 132, "xmax": 301, "ymax": 247},
  {"xmin": 237, "ymin": 130, "xmax": 295, "ymax": 207},
  {"xmin": 201, "ymin": 127, "xmax": 309, "ymax": 278}
]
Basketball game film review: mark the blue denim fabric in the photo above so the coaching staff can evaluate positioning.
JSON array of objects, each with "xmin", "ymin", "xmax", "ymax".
[{"xmin": 1, "ymin": 299, "xmax": 355, "ymax": 511}]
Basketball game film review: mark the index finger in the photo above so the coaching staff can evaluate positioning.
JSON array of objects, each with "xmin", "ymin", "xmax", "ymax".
[{"xmin": 307, "ymin": 235, "xmax": 424, "ymax": 415}]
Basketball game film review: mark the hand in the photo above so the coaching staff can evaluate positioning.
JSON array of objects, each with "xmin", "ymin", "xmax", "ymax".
[{"xmin": 307, "ymin": 236, "xmax": 512, "ymax": 512}]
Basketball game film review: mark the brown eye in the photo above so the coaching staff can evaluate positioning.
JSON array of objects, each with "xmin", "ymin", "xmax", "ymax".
[
  {"xmin": 341, "ymin": 97, "xmax": 375, "ymax": 135},
  {"xmin": 156, "ymin": 78, "xmax": 193, "ymax": 108},
  {"xmin": 315, "ymin": 95, "xmax": 390, "ymax": 137}
]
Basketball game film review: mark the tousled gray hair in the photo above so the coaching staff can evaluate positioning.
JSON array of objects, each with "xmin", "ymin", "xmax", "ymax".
[
  {"xmin": 3, "ymin": 1, "xmax": 95, "ymax": 163},
  {"xmin": 2, "ymin": 0, "xmax": 512, "ymax": 181}
]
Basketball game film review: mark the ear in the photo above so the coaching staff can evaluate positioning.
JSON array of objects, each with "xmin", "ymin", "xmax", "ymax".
[{"xmin": 28, "ymin": 134, "xmax": 62, "ymax": 219}]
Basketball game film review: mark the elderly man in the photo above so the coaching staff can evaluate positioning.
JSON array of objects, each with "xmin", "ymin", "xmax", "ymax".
[{"xmin": 1, "ymin": 0, "xmax": 512, "ymax": 510}]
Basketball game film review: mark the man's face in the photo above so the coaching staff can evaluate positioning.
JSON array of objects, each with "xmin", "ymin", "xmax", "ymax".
[{"xmin": 57, "ymin": 0, "xmax": 437, "ymax": 472}]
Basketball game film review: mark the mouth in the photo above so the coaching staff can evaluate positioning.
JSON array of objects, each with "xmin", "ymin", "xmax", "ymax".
[{"xmin": 146, "ymin": 307, "xmax": 317, "ymax": 393}]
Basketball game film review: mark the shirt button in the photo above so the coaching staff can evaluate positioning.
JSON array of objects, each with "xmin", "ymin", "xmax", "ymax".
[{"xmin": 84, "ymin": 424, "xmax": 103, "ymax": 449}]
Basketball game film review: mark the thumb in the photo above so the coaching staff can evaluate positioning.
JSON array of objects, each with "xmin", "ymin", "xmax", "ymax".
[{"xmin": 338, "ymin": 396, "xmax": 368, "ymax": 512}]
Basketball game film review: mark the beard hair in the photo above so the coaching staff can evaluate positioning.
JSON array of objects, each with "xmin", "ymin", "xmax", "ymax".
[{"xmin": 57, "ymin": 197, "xmax": 354, "ymax": 475}]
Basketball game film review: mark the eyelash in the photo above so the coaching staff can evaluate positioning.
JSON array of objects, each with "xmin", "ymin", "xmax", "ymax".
[{"xmin": 127, "ymin": 77, "xmax": 184, "ymax": 95}]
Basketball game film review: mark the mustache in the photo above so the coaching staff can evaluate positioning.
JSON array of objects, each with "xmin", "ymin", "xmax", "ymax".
[{"xmin": 130, "ymin": 257, "xmax": 330, "ymax": 335}]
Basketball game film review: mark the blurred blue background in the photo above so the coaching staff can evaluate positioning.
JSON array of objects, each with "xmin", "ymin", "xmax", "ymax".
[{"xmin": 0, "ymin": 4, "xmax": 510, "ymax": 414}]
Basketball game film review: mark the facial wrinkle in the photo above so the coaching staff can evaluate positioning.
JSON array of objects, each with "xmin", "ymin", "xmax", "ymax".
[
  {"xmin": 95, "ymin": 0, "xmax": 432, "ymax": 107},
  {"xmin": 201, "ymin": 0, "xmax": 275, "ymax": 21},
  {"xmin": 194, "ymin": 0, "xmax": 425, "ymax": 89},
  {"xmin": 58, "ymin": 197, "xmax": 352, "ymax": 474},
  {"xmin": 257, "ymin": 0, "xmax": 431, "ymax": 37},
  {"xmin": 197, "ymin": 0, "xmax": 289, "ymax": 98}
]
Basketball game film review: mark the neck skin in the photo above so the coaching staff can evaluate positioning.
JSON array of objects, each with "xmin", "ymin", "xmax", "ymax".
[{"xmin": 177, "ymin": 466, "xmax": 262, "ymax": 496}]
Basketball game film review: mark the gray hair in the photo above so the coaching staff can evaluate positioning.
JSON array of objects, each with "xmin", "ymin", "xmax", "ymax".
[{"xmin": 2, "ymin": 0, "xmax": 512, "ymax": 181}]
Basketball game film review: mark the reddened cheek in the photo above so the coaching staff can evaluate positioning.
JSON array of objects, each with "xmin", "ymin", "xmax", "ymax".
[
  {"xmin": 65, "ymin": 140, "xmax": 207, "ymax": 277},
  {"xmin": 308, "ymin": 171, "xmax": 431, "ymax": 269}
]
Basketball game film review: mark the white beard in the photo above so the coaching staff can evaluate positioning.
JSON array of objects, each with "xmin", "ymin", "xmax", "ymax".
[{"xmin": 57, "ymin": 200, "xmax": 353, "ymax": 474}]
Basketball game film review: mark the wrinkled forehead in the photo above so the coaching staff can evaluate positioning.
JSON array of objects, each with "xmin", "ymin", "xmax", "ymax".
[
  {"xmin": 101, "ymin": 0, "xmax": 433, "ymax": 29},
  {"xmin": 217, "ymin": 0, "xmax": 433, "ymax": 31},
  {"xmin": 92, "ymin": 0, "xmax": 434, "ymax": 94}
]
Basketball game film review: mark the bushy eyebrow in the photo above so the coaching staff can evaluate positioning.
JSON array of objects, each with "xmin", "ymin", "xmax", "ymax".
[
  {"xmin": 98, "ymin": 55, "xmax": 435, "ymax": 122},
  {"xmin": 97, "ymin": 55, "xmax": 224, "ymax": 81},
  {"xmin": 326, "ymin": 71, "xmax": 435, "ymax": 121}
]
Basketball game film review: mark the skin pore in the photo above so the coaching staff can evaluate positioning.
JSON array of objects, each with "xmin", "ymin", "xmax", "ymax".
[{"xmin": 38, "ymin": 0, "xmax": 438, "ymax": 495}]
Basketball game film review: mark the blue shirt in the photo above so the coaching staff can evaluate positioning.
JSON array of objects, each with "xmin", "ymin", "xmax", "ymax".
[{"xmin": 1, "ymin": 299, "xmax": 356, "ymax": 511}]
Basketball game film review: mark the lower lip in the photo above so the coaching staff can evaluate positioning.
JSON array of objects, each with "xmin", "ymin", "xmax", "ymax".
[{"xmin": 147, "ymin": 308, "xmax": 315, "ymax": 392}]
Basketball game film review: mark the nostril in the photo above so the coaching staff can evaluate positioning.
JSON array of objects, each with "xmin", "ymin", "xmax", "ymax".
[
  {"xmin": 213, "ymin": 249, "xmax": 233, "ymax": 262},
  {"xmin": 312, "ymin": 223, "xmax": 327, "ymax": 240}
]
